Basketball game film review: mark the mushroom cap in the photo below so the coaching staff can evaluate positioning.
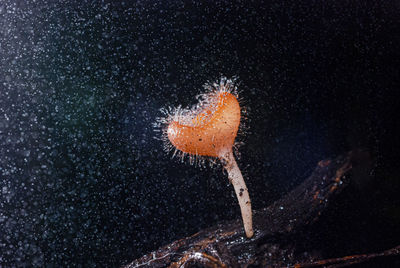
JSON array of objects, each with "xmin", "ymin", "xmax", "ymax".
[{"xmin": 167, "ymin": 92, "xmax": 240, "ymax": 157}]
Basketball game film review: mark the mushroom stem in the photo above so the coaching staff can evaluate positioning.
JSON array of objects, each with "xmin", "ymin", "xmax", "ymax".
[{"xmin": 220, "ymin": 150, "xmax": 254, "ymax": 238}]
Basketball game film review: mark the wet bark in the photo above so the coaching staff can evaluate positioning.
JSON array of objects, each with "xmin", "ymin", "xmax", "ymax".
[{"xmin": 124, "ymin": 150, "xmax": 399, "ymax": 267}]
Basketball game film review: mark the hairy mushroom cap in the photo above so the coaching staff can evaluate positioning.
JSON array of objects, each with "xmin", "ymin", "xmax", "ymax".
[{"xmin": 167, "ymin": 92, "xmax": 240, "ymax": 157}]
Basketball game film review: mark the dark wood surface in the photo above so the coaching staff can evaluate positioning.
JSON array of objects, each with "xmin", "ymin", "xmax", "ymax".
[{"xmin": 124, "ymin": 151, "xmax": 399, "ymax": 267}]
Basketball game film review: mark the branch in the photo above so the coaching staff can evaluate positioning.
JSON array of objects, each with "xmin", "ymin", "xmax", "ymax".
[
  {"xmin": 124, "ymin": 150, "xmax": 397, "ymax": 267},
  {"xmin": 294, "ymin": 245, "xmax": 400, "ymax": 267}
]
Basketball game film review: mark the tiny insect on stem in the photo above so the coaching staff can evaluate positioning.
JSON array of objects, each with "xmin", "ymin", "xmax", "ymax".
[{"xmin": 220, "ymin": 149, "xmax": 254, "ymax": 238}]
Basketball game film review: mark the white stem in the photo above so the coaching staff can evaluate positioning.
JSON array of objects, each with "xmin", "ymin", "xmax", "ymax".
[{"xmin": 220, "ymin": 150, "xmax": 254, "ymax": 238}]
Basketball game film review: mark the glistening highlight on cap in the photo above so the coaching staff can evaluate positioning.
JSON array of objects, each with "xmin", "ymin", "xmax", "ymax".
[{"xmin": 157, "ymin": 77, "xmax": 254, "ymax": 238}]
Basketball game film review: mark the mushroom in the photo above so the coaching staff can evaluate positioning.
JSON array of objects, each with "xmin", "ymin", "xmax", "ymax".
[{"xmin": 160, "ymin": 78, "xmax": 253, "ymax": 238}]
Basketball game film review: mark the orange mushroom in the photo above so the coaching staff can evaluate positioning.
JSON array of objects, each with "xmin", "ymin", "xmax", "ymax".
[
  {"xmin": 167, "ymin": 92, "xmax": 240, "ymax": 157},
  {"xmin": 162, "ymin": 78, "xmax": 254, "ymax": 238}
]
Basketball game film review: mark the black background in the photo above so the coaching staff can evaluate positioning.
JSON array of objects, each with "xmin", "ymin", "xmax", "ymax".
[{"xmin": 0, "ymin": 0, "xmax": 399, "ymax": 267}]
